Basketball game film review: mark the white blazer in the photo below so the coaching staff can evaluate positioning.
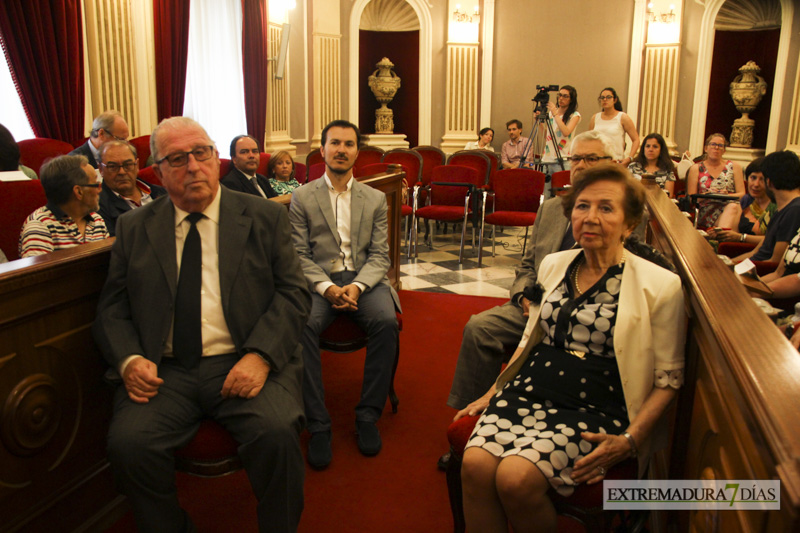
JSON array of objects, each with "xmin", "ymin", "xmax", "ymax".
[{"xmin": 496, "ymin": 248, "xmax": 686, "ymax": 474}]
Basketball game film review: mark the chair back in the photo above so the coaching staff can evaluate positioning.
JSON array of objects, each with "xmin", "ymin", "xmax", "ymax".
[
  {"xmin": 447, "ymin": 151, "xmax": 491, "ymax": 186},
  {"xmin": 257, "ymin": 152, "xmax": 271, "ymax": 176},
  {"xmin": 492, "ymin": 168, "xmax": 545, "ymax": 213},
  {"xmin": 17, "ymin": 138, "xmax": 75, "ymax": 175},
  {"xmin": 430, "ymin": 165, "xmax": 480, "ymax": 206},
  {"xmin": 383, "ymin": 149, "xmax": 422, "ymax": 184},
  {"xmin": 305, "ymin": 150, "xmax": 323, "ymax": 169},
  {"xmin": 137, "ymin": 166, "xmax": 163, "ymax": 187},
  {"xmin": 128, "ymin": 135, "xmax": 151, "ymax": 168},
  {"xmin": 551, "ymin": 170, "xmax": 571, "ymax": 195},
  {"xmin": 219, "ymin": 158, "xmax": 232, "ymax": 178},
  {"xmin": 354, "ymin": 146, "xmax": 385, "ymax": 172},
  {"xmin": 354, "ymin": 163, "xmax": 392, "ymax": 178},
  {"xmin": 307, "ymin": 163, "xmax": 326, "ymax": 182},
  {"xmin": 413, "ymin": 145, "xmax": 446, "ymax": 186},
  {"xmin": 294, "ymin": 162, "xmax": 307, "ymax": 184},
  {"xmin": 0, "ymin": 180, "xmax": 47, "ymax": 261},
  {"xmin": 479, "ymin": 150, "xmax": 501, "ymax": 189}
]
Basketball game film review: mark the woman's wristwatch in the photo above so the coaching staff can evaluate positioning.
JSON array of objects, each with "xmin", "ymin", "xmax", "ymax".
[{"xmin": 740, "ymin": 233, "xmax": 747, "ymax": 242}]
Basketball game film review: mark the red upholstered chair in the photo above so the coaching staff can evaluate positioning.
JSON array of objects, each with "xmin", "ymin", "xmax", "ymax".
[
  {"xmin": 412, "ymin": 165, "xmax": 481, "ymax": 263},
  {"xmin": 257, "ymin": 152, "xmax": 271, "ymax": 176},
  {"xmin": 354, "ymin": 146, "xmax": 385, "ymax": 173},
  {"xmin": 17, "ymin": 138, "xmax": 75, "ymax": 175},
  {"xmin": 551, "ymin": 170, "xmax": 572, "ymax": 196},
  {"xmin": 129, "ymin": 135, "xmax": 152, "ymax": 168},
  {"xmin": 384, "ymin": 150, "xmax": 424, "ymax": 247},
  {"xmin": 447, "ymin": 150, "xmax": 492, "ymax": 186},
  {"xmin": 174, "ymin": 419, "xmax": 243, "ymax": 477},
  {"xmin": 137, "ymin": 166, "xmax": 163, "ymax": 187},
  {"xmin": 354, "ymin": 162, "xmax": 392, "ymax": 178},
  {"xmin": 294, "ymin": 162, "xmax": 307, "ymax": 184},
  {"xmin": 717, "ymin": 242, "xmax": 778, "ymax": 277},
  {"xmin": 412, "ymin": 145, "xmax": 445, "ymax": 187},
  {"xmin": 307, "ymin": 163, "xmax": 326, "ymax": 182},
  {"xmin": 446, "ymin": 415, "xmax": 644, "ymax": 533},
  {"xmin": 220, "ymin": 158, "xmax": 232, "ymax": 178},
  {"xmin": 0, "ymin": 180, "xmax": 47, "ymax": 261},
  {"xmin": 305, "ymin": 150, "xmax": 323, "ymax": 172},
  {"xmin": 478, "ymin": 168, "xmax": 545, "ymax": 266},
  {"xmin": 319, "ymin": 313, "xmax": 402, "ymax": 414}
]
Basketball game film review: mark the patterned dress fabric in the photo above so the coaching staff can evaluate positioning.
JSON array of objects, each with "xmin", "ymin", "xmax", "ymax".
[
  {"xmin": 269, "ymin": 177, "xmax": 302, "ymax": 196},
  {"xmin": 465, "ymin": 254, "xmax": 683, "ymax": 496},
  {"xmin": 695, "ymin": 160, "xmax": 736, "ymax": 229},
  {"xmin": 627, "ymin": 162, "xmax": 675, "ymax": 192}
]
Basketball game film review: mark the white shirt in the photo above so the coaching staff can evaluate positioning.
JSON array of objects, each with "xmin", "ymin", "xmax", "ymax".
[
  {"xmin": 118, "ymin": 187, "xmax": 236, "ymax": 374},
  {"xmin": 315, "ymin": 173, "xmax": 367, "ymax": 297}
]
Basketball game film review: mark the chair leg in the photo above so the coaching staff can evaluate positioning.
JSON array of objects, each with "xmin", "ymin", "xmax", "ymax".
[
  {"xmin": 477, "ymin": 192, "xmax": 486, "ymax": 267},
  {"xmin": 446, "ymin": 450, "xmax": 466, "ymax": 533},
  {"xmin": 491, "ymin": 225, "xmax": 496, "ymax": 257},
  {"xmin": 522, "ymin": 226, "xmax": 529, "ymax": 256}
]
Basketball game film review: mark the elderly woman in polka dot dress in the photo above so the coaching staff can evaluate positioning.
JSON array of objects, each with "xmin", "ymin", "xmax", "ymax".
[{"xmin": 456, "ymin": 165, "xmax": 686, "ymax": 532}]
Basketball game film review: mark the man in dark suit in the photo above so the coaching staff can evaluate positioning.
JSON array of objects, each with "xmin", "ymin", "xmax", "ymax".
[
  {"xmin": 69, "ymin": 110, "xmax": 130, "ymax": 168},
  {"xmin": 93, "ymin": 117, "xmax": 310, "ymax": 532},
  {"xmin": 97, "ymin": 140, "xmax": 166, "ymax": 236},
  {"xmin": 220, "ymin": 134, "xmax": 281, "ymax": 199},
  {"xmin": 289, "ymin": 120, "xmax": 400, "ymax": 470}
]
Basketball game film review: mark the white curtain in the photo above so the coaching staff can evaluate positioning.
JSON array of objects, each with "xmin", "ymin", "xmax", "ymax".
[
  {"xmin": 183, "ymin": 0, "xmax": 247, "ymax": 154},
  {"xmin": 0, "ymin": 49, "xmax": 35, "ymax": 141}
]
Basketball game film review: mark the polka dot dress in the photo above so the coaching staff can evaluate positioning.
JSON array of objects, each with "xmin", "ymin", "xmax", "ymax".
[{"xmin": 466, "ymin": 256, "xmax": 628, "ymax": 496}]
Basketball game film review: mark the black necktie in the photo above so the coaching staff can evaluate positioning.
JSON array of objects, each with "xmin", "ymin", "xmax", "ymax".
[{"xmin": 173, "ymin": 212, "xmax": 204, "ymax": 369}]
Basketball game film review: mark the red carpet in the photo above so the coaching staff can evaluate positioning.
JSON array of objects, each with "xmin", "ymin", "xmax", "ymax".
[{"xmin": 106, "ymin": 290, "xmax": 506, "ymax": 533}]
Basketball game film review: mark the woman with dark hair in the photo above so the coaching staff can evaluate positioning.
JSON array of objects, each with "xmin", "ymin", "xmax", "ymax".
[
  {"xmin": 588, "ymin": 87, "xmax": 640, "ymax": 166},
  {"xmin": 0, "ymin": 123, "xmax": 37, "ymax": 179},
  {"xmin": 465, "ymin": 127, "xmax": 495, "ymax": 151},
  {"xmin": 457, "ymin": 165, "xmax": 685, "ymax": 532},
  {"xmin": 628, "ymin": 133, "xmax": 676, "ymax": 197},
  {"xmin": 267, "ymin": 150, "xmax": 301, "ymax": 195},
  {"xmin": 540, "ymin": 85, "xmax": 581, "ymax": 168},
  {"xmin": 708, "ymin": 157, "xmax": 775, "ymax": 245},
  {"xmin": 686, "ymin": 133, "xmax": 745, "ymax": 229}
]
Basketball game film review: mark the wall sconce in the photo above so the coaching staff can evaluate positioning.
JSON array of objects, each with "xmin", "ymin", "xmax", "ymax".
[
  {"xmin": 452, "ymin": 4, "xmax": 479, "ymax": 24},
  {"xmin": 647, "ymin": 2, "xmax": 675, "ymax": 23}
]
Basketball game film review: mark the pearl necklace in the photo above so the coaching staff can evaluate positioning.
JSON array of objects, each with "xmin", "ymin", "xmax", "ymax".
[{"xmin": 572, "ymin": 251, "xmax": 627, "ymax": 296}]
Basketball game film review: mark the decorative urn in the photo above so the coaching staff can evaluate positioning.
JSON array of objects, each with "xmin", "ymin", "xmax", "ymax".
[
  {"xmin": 367, "ymin": 57, "xmax": 402, "ymax": 134},
  {"xmin": 729, "ymin": 61, "xmax": 768, "ymax": 148}
]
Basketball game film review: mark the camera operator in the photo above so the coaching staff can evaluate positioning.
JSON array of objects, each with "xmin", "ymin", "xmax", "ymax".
[
  {"xmin": 540, "ymin": 85, "xmax": 581, "ymax": 169},
  {"xmin": 501, "ymin": 119, "xmax": 529, "ymax": 169}
]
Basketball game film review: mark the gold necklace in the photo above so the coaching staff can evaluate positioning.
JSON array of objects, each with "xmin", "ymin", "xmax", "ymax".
[{"xmin": 573, "ymin": 251, "xmax": 626, "ymax": 296}]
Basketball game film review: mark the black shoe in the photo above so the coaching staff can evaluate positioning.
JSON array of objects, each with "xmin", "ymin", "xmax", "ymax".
[
  {"xmin": 308, "ymin": 431, "xmax": 332, "ymax": 470},
  {"xmin": 355, "ymin": 421, "xmax": 382, "ymax": 456},
  {"xmin": 437, "ymin": 451, "xmax": 451, "ymax": 471}
]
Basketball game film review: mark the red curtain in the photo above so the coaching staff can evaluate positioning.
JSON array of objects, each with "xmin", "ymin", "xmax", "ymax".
[
  {"xmin": 241, "ymin": 0, "xmax": 269, "ymax": 151},
  {"xmin": 153, "ymin": 0, "xmax": 191, "ymax": 121},
  {"xmin": 0, "ymin": 0, "xmax": 84, "ymax": 143}
]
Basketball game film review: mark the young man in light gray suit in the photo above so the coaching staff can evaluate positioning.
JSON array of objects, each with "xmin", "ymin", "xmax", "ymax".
[{"xmin": 289, "ymin": 120, "xmax": 400, "ymax": 470}]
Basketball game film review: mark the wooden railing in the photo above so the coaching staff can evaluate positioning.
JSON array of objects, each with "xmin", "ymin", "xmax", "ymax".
[
  {"xmin": 644, "ymin": 178, "xmax": 800, "ymax": 532},
  {"xmin": 0, "ymin": 172, "xmax": 403, "ymax": 531}
]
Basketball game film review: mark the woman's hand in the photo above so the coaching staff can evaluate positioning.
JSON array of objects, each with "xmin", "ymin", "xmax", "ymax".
[
  {"xmin": 710, "ymin": 229, "xmax": 739, "ymax": 242},
  {"xmin": 571, "ymin": 431, "xmax": 632, "ymax": 485},
  {"xmin": 454, "ymin": 390, "xmax": 494, "ymax": 421},
  {"xmin": 546, "ymin": 102, "xmax": 557, "ymax": 115}
]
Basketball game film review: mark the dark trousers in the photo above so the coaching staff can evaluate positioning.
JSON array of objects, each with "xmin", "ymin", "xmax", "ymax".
[
  {"xmin": 301, "ymin": 271, "xmax": 398, "ymax": 434},
  {"xmin": 107, "ymin": 354, "xmax": 305, "ymax": 533}
]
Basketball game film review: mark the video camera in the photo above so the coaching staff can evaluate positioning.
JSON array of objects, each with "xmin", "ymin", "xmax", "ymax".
[{"xmin": 533, "ymin": 84, "xmax": 560, "ymax": 113}]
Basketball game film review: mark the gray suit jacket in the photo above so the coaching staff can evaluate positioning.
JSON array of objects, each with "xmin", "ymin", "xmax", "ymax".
[
  {"xmin": 93, "ymin": 187, "xmax": 311, "ymax": 392},
  {"xmin": 289, "ymin": 177, "xmax": 400, "ymax": 310}
]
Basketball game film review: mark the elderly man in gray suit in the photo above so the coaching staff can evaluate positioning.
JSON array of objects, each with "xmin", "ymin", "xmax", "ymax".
[
  {"xmin": 289, "ymin": 119, "xmax": 400, "ymax": 470},
  {"xmin": 94, "ymin": 117, "xmax": 310, "ymax": 532}
]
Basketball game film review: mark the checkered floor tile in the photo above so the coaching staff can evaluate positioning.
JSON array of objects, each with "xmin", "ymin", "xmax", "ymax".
[{"xmin": 399, "ymin": 225, "xmax": 529, "ymax": 296}]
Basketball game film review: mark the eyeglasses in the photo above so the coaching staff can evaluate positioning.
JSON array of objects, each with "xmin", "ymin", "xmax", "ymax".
[
  {"xmin": 598, "ymin": 95, "xmax": 615, "ymax": 101},
  {"xmin": 568, "ymin": 155, "xmax": 613, "ymax": 165},
  {"xmin": 101, "ymin": 160, "xmax": 137, "ymax": 172},
  {"xmin": 558, "ymin": 93, "xmax": 570, "ymax": 99},
  {"xmin": 156, "ymin": 145, "xmax": 214, "ymax": 167},
  {"xmin": 707, "ymin": 142, "xmax": 726, "ymax": 149}
]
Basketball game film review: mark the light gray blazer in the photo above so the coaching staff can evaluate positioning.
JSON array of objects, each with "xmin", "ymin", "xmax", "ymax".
[{"xmin": 289, "ymin": 177, "xmax": 401, "ymax": 310}]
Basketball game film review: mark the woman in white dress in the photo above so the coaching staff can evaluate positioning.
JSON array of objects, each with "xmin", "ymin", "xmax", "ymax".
[{"xmin": 588, "ymin": 87, "xmax": 640, "ymax": 166}]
